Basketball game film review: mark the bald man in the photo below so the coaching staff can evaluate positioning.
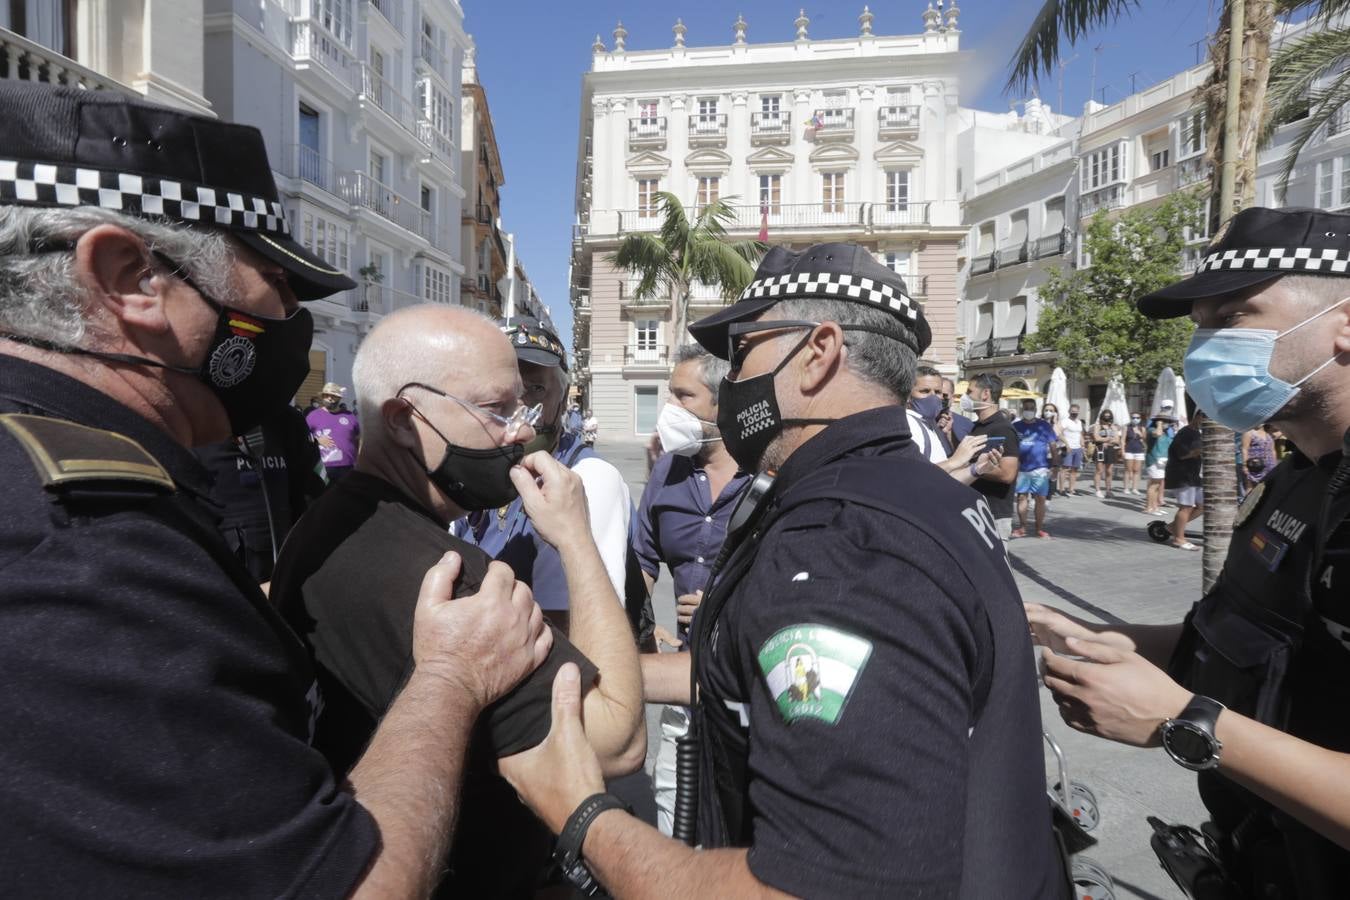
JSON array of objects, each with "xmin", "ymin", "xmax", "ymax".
[{"xmin": 270, "ymin": 305, "xmax": 645, "ymax": 897}]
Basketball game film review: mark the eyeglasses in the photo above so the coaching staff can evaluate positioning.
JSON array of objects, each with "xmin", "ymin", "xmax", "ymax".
[
  {"xmin": 399, "ymin": 382, "xmax": 542, "ymax": 440},
  {"xmin": 727, "ymin": 320, "xmax": 820, "ymax": 370}
]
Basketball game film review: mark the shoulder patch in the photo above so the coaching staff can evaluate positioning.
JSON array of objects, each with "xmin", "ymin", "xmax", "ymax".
[
  {"xmin": 757, "ymin": 623, "xmax": 872, "ymax": 725},
  {"xmin": 0, "ymin": 413, "xmax": 174, "ymax": 494}
]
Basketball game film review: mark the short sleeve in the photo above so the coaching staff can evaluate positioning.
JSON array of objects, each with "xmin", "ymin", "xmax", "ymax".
[
  {"xmin": 738, "ymin": 505, "xmax": 980, "ymax": 898},
  {"xmin": 484, "ymin": 623, "xmax": 598, "ymax": 756}
]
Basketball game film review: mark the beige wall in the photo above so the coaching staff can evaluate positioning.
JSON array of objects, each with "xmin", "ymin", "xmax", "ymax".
[{"xmin": 919, "ymin": 238, "xmax": 959, "ymax": 370}]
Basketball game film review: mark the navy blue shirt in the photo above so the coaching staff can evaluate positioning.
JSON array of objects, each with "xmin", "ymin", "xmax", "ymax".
[{"xmin": 634, "ymin": 451, "xmax": 750, "ymax": 636}]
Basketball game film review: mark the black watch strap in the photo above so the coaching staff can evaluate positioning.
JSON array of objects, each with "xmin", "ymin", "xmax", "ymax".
[
  {"xmin": 1180, "ymin": 694, "xmax": 1224, "ymax": 733},
  {"xmin": 554, "ymin": 792, "xmax": 631, "ymax": 896}
]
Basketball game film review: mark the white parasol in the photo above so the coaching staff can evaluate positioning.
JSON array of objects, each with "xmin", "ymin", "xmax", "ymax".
[
  {"xmin": 1151, "ymin": 367, "xmax": 1179, "ymax": 420},
  {"xmin": 1104, "ymin": 376, "xmax": 1130, "ymax": 426},
  {"xmin": 1173, "ymin": 375, "xmax": 1189, "ymax": 427},
  {"xmin": 1046, "ymin": 367, "xmax": 1070, "ymax": 415}
]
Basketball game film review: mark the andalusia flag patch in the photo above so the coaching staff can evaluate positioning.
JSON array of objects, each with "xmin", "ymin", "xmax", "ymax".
[{"xmin": 757, "ymin": 624, "xmax": 873, "ymax": 725}]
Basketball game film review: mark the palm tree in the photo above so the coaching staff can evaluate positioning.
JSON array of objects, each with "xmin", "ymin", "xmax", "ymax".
[
  {"xmin": 1263, "ymin": 2, "xmax": 1350, "ymax": 194},
  {"xmin": 610, "ymin": 192, "xmax": 763, "ymax": 350},
  {"xmin": 1006, "ymin": 1, "xmax": 1284, "ymax": 590}
]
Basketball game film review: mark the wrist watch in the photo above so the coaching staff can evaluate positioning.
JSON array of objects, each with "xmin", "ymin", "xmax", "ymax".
[
  {"xmin": 553, "ymin": 792, "xmax": 631, "ymax": 897},
  {"xmin": 1161, "ymin": 695, "xmax": 1225, "ymax": 770}
]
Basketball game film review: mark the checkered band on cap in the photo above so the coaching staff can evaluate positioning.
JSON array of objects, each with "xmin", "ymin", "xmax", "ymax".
[
  {"xmin": 738, "ymin": 271, "xmax": 921, "ymax": 324},
  {"xmin": 0, "ymin": 159, "xmax": 290, "ymax": 236},
  {"xmin": 1197, "ymin": 246, "xmax": 1350, "ymax": 275}
]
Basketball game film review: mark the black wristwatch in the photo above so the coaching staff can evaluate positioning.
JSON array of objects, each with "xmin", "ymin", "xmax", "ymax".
[
  {"xmin": 553, "ymin": 792, "xmax": 631, "ymax": 897},
  {"xmin": 1161, "ymin": 695, "xmax": 1225, "ymax": 771}
]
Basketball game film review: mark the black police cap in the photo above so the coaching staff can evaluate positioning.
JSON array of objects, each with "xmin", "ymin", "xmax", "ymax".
[
  {"xmin": 502, "ymin": 316, "xmax": 568, "ymax": 372},
  {"xmin": 689, "ymin": 242, "xmax": 930, "ymax": 358},
  {"xmin": 1138, "ymin": 207, "xmax": 1350, "ymax": 319},
  {"xmin": 0, "ymin": 81, "xmax": 356, "ymax": 301}
]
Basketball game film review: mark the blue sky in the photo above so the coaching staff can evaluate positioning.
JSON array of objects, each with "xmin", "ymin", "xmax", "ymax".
[{"xmin": 466, "ymin": 1, "xmax": 1227, "ymax": 349}]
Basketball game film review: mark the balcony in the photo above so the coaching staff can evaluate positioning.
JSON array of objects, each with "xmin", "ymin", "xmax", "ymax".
[
  {"xmin": 1177, "ymin": 156, "xmax": 1209, "ymax": 188},
  {"xmin": 996, "ymin": 241, "xmax": 1030, "ymax": 268},
  {"xmin": 620, "ymin": 288, "xmax": 672, "ymax": 313},
  {"xmin": 353, "ymin": 283, "xmax": 422, "ymax": 315},
  {"xmin": 966, "ymin": 336, "xmax": 1028, "ymax": 359},
  {"xmin": 624, "ymin": 345, "xmax": 670, "ymax": 367},
  {"xmin": 574, "ymin": 349, "xmax": 591, "ymax": 373},
  {"xmin": 688, "ymin": 114, "xmax": 727, "ymax": 146},
  {"xmin": 0, "ymin": 28, "xmax": 129, "ymax": 91},
  {"xmin": 342, "ymin": 171, "xmax": 436, "ymax": 245},
  {"xmin": 688, "ymin": 281, "xmax": 732, "ymax": 313},
  {"xmin": 629, "ymin": 117, "xmax": 667, "ymax": 149},
  {"xmin": 617, "ymin": 201, "xmax": 930, "ymax": 234},
  {"xmin": 364, "ymin": 0, "xmax": 404, "ymax": 33},
  {"xmin": 970, "ymin": 253, "xmax": 996, "ymax": 276},
  {"xmin": 870, "ymin": 203, "xmax": 931, "ymax": 227},
  {"xmin": 878, "ymin": 105, "xmax": 921, "ymax": 139},
  {"xmin": 1034, "ymin": 230, "xmax": 1070, "ymax": 259},
  {"xmin": 900, "ymin": 274, "xmax": 928, "ymax": 297},
  {"xmin": 1080, "ymin": 185, "xmax": 1124, "ymax": 218},
  {"xmin": 286, "ymin": 9, "xmax": 356, "ymax": 90},
  {"xmin": 283, "ymin": 144, "xmax": 340, "ymax": 197},
  {"xmin": 750, "ymin": 112, "xmax": 792, "ymax": 145},
  {"xmin": 358, "ymin": 62, "xmax": 421, "ymax": 141},
  {"xmin": 417, "ymin": 33, "xmax": 449, "ymax": 83},
  {"xmin": 574, "ymin": 293, "xmax": 592, "ymax": 316},
  {"xmin": 809, "ymin": 108, "xmax": 854, "ymax": 141}
]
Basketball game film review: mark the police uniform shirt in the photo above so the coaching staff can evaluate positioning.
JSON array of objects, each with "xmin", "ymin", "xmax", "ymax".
[
  {"xmin": 0, "ymin": 355, "xmax": 377, "ymax": 896},
  {"xmin": 269, "ymin": 469, "xmax": 598, "ymax": 898},
  {"xmin": 695, "ymin": 407, "xmax": 1066, "ymax": 899},
  {"xmin": 1173, "ymin": 442, "xmax": 1350, "ymax": 890}
]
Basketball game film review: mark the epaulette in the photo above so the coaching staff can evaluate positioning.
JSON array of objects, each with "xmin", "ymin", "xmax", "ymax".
[{"xmin": 0, "ymin": 413, "xmax": 175, "ymax": 500}]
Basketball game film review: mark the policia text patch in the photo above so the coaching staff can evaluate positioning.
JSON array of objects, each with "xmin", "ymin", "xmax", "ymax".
[{"xmin": 757, "ymin": 624, "xmax": 873, "ymax": 725}]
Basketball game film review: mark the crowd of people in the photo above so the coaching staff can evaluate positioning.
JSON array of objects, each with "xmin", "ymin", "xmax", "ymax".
[{"xmin": 5, "ymin": 82, "xmax": 1350, "ymax": 900}]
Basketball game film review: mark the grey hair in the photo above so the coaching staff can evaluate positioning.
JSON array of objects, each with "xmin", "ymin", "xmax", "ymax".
[
  {"xmin": 771, "ymin": 298, "xmax": 918, "ymax": 402},
  {"xmin": 0, "ymin": 206, "xmax": 237, "ymax": 347},
  {"xmin": 672, "ymin": 343, "xmax": 730, "ymax": 401}
]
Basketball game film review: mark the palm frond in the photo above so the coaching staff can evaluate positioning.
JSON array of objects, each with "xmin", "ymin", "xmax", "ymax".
[
  {"xmin": 690, "ymin": 195, "xmax": 742, "ymax": 242},
  {"xmin": 609, "ymin": 233, "xmax": 675, "ymax": 299},
  {"xmin": 1262, "ymin": 26, "xmax": 1350, "ymax": 144},
  {"xmin": 1005, "ymin": 0, "xmax": 1141, "ymax": 96},
  {"xmin": 654, "ymin": 192, "xmax": 691, "ymax": 261},
  {"xmin": 1269, "ymin": 73, "xmax": 1350, "ymax": 197},
  {"xmin": 1276, "ymin": 0, "xmax": 1350, "ymax": 21},
  {"xmin": 685, "ymin": 239, "xmax": 760, "ymax": 299}
]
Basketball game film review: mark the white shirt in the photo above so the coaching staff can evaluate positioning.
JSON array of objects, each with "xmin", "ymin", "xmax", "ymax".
[
  {"xmin": 1061, "ymin": 416, "xmax": 1084, "ymax": 450},
  {"xmin": 571, "ymin": 456, "xmax": 632, "ymax": 607},
  {"xmin": 906, "ymin": 408, "xmax": 949, "ymax": 463}
]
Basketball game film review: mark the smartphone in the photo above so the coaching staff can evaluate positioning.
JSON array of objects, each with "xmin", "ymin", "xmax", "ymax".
[{"xmin": 985, "ymin": 436, "xmax": 1006, "ymax": 447}]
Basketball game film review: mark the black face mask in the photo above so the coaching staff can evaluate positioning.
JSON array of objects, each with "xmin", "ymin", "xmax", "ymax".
[
  {"xmin": 717, "ymin": 331, "xmax": 832, "ymax": 472},
  {"xmin": 10, "ymin": 249, "xmax": 313, "ymax": 436},
  {"xmin": 408, "ymin": 402, "xmax": 523, "ymax": 510}
]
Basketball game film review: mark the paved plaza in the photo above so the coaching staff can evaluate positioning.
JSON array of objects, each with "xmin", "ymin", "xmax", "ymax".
[{"xmin": 602, "ymin": 439, "xmax": 1209, "ymax": 900}]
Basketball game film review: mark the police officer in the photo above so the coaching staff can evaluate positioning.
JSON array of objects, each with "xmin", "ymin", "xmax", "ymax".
[
  {"xmin": 0, "ymin": 82, "xmax": 549, "ymax": 894},
  {"xmin": 1028, "ymin": 207, "xmax": 1350, "ymax": 896},
  {"xmin": 497, "ymin": 243, "xmax": 1069, "ymax": 898}
]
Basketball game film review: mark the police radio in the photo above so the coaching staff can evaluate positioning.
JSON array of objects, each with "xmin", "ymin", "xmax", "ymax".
[{"xmin": 710, "ymin": 470, "xmax": 776, "ymax": 573}]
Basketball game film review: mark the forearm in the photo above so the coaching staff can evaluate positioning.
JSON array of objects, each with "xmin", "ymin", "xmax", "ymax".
[
  {"xmin": 640, "ymin": 651, "xmax": 692, "ymax": 704},
  {"xmin": 1217, "ymin": 711, "xmax": 1350, "ymax": 849},
  {"xmin": 348, "ymin": 670, "xmax": 481, "ymax": 899},
  {"xmin": 583, "ymin": 811, "xmax": 788, "ymax": 900},
  {"xmin": 559, "ymin": 540, "xmax": 646, "ymax": 773}
]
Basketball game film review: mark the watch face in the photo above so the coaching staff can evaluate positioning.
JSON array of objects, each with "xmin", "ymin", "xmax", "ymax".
[{"xmin": 1165, "ymin": 723, "xmax": 1213, "ymax": 764}]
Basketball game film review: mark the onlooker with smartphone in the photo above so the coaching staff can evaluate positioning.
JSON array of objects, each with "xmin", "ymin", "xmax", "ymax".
[{"xmin": 964, "ymin": 375, "xmax": 1019, "ymax": 543}]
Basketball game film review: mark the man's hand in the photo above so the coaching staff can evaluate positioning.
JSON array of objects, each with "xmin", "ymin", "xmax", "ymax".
[
  {"xmin": 499, "ymin": 663, "xmax": 607, "ymax": 834},
  {"xmin": 1025, "ymin": 602, "xmax": 1133, "ymax": 654},
  {"xmin": 316, "ymin": 433, "xmax": 337, "ymax": 449},
  {"xmin": 676, "ymin": 590, "xmax": 703, "ymax": 627},
  {"xmin": 512, "ymin": 451, "xmax": 591, "ymax": 549},
  {"xmin": 1041, "ymin": 636, "xmax": 1192, "ymax": 748},
  {"xmin": 646, "ymin": 432, "xmax": 663, "ymax": 472},
  {"xmin": 973, "ymin": 446, "xmax": 1003, "ymax": 476},
  {"xmin": 412, "ymin": 553, "xmax": 551, "ymax": 710},
  {"xmin": 653, "ymin": 625, "xmax": 683, "ymax": 649},
  {"xmin": 948, "ymin": 433, "xmax": 988, "ymax": 468}
]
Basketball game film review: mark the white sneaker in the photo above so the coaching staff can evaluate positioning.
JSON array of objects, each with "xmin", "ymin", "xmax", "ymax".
[{"xmin": 1095, "ymin": 490, "xmax": 1105, "ymax": 498}]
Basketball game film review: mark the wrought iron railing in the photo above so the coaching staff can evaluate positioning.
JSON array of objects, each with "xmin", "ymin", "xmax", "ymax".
[
  {"xmin": 629, "ymin": 117, "xmax": 668, "ymax": 142},
  {"xmin": 624, "ymin": 345, "xmax": 669, "ymax": 366},
  {"xmin": 750, "ymin": 111, "xmax": 792, "ymax": 140},
  {"xmin": 1034, "ymin": 230, "xmax": 1070, "ymax": 258},
  {"xmin": 878, "ymin": 105, "xmax": 921, "ymax": 131},
  {"xmin": 688, "ymin": 114, "xmax": 728, "ymax": 140},
  {"xmin": 966, "ymin": 336, "xmax": 1027, "ymax": 359}
]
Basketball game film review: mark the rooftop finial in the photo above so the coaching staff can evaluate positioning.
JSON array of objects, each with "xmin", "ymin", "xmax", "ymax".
[
  {"xmin": 673, "ymin": 18, "xmax": 686, "ymax": 47},
  {"xmin": 795, "ymin": 8, "xmax": 810, "ymax": 41},
  {"xmin": 923, "ymin": 2, "xmax": 941, "ymax": 33},
  {"xmin": 859, "ymin": 5, "xmax": 874, "ymax": 36},
  {"xmin": 946, "ymin": 0, "xmax": 961, "ymax": 32},
  {"xmin": 733, "ymin": 13, "xmax": 747, "ymax": 45},
  {"xmin": 592, "ymin": 33, "xmax": 605, "ymax": 53},
  {"xmin": 613, "ymin": 20, "xmax": 627, "ymax": 52}
]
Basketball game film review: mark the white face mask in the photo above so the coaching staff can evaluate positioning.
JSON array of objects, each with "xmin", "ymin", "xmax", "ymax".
[{"xmin": 656, "ymin": 402, "xmax": 720, "ymax": 456}]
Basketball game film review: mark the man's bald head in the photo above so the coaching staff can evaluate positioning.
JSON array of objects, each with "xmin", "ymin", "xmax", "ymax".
[{"xmin": 352, "ymin": 304, "xmax": 518, "ymax": 445}]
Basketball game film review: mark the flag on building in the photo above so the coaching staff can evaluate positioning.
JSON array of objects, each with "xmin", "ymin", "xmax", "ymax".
[
  {"xmin": 804, "ymin": 111, "xmax": 824, "ymax": 140},
  {"xmin": 758, "ymin": 201, "xmax": 769, "ymax": 242}
]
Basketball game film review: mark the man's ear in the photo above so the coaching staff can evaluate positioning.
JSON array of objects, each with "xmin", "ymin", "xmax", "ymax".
[
  {"xmin": 1334, "ymin": 303, "xmax": 1350, "ymax": 357},
  {"xmin": 74, "ymin": 225, "xmax": 169, "ymax": 334},
  {"xmin": 798, "ymin": 321, "xmax": 844, "ymax": 393},
  {"xmin": 383, "ymin": 396, "xmax": 420, "ymax": 449}
]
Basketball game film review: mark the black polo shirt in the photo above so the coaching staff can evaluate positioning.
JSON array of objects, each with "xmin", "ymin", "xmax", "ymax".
[
  {"xmin": 270, "ymin": 470, "xmax": 598, "ymax": 898},
  {"xmin": 694, "ymin": 407, "xmax": 1066, "ymax": 899},
  {"xmin": 0, "ymin": 354, "xmax": 376, "ymax": 897}
]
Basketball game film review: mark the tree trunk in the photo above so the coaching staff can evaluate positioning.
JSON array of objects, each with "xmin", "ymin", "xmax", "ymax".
[
  {"xmin": 672, "ymin": 286, "xmax": 691, "ymax": 356},
  {"xmin": 1194, "ymin": 0, "xmax": 1276, "ymax": 589}
]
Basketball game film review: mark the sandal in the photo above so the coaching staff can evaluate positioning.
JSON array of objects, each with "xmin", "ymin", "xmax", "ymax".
[
  {"xmin": 1010, "ymin": 528, "xmax": 1026, "ymax": 538},
  {"xmin": 1172, "ymin": 541, "xmax": 1199, "ymax": 551}
]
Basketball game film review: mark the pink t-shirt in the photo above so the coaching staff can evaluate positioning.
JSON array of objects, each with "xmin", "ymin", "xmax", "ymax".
[{"xmin": 306, "ymin": 407, "xmax": 360, "ymax": 469}]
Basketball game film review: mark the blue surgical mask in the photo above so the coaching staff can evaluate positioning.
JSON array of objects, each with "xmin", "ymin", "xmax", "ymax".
[
  {"xmin": 910, "ymin": 394, "xmax": 943, "ymax": 421},
  {"xmin": 1183, "ymin": 296, "xmax": 1350, "ymax": 432}
]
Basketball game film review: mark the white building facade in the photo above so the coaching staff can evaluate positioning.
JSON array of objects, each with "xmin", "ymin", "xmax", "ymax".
[
  {"xmin": 571, "ymin": 5, "xmax": 968, "ymax": 440},
  {"xmin": 204, "ymin": 0, "xmax": 467, "ymax": 399}
]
